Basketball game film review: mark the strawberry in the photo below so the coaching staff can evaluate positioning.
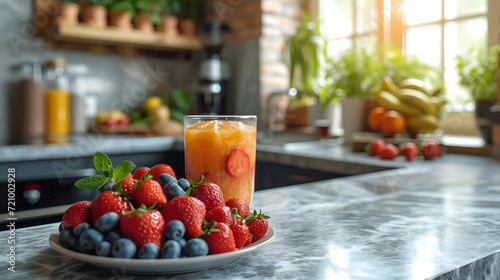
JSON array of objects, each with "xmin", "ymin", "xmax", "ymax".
[
  {"xmin": 225, "ymin": 198, "xmax": 250, "ymax": 218},
  {"xmin": 150, "ymin": 164, "xmax": 176, "ymax": 180},
  {"xmin": 187, "ymin": 179, "xmax": 225, "ymax": 212},
  {"xmin": 231, "ymin": 223, "xmax": 250, "ymax": 249},
  {"xmin": 119, "ymin": 173, "xmax": 137, "ymax": 197},
  {"xmin": 378, "ymin": 143, "xmax": 399, "ymax": 160},
  {"xmin": 205, "ymin": 205, "xmax": 232, "ymax": 226},
  {"xmin": 133, "ymin": 167, "xmax": 150, "ymax": 180},
  {"xmin": 401, "ymin": 142, "xmax": 418, "ymax": 161},
  {"xmin": 422, "ymin": 140, "xmax": 440, "ymax": 159},
  {"xmin": 365, "ymin": 138, "xmax": 385, "ymax": 156},
  {"xmin": 91, "ymin": 190, "xmax": 131, "ymax": 227},
  {"xmin": 202, "ymin": 221, "xmax": 236, "ymax": 254},
  {"xmin": 160, "ymin": 196, "xmax": 206, "ymax": 238},
  {"xmin": 244, "ymin": 235, "xmax": 252, "ymax": 246},
  {"xmin": 120, "ymin": 204, "xmax": 165, "ymax": 249},
  {"xmin": 225, "ymin": 148, "xmax": 251, "ymax": 177},
  {"xmin": 61, "ymin": 201, "xmax": 92, "ymax": 230},
  {"xmin": 245, "ymin": 210, "xmax": 270, "ymax": 242},
  {"xmin": 133, "ymin": 179, "xmax": 167, "ymax": 207}
]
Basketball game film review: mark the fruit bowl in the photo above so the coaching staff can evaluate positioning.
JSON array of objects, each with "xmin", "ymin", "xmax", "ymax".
[{"xmin": 48, "ymin": 226, "xmax": 275, "ymax": 275}]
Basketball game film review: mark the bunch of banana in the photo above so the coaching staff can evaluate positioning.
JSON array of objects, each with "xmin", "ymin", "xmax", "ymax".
[{"xmin": 373, "ymin": 76, "xmax": 447, "ymax": 136}]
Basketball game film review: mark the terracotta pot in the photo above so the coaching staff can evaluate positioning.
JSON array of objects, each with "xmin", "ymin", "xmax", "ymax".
[
  {"xmin": 83, "ymin": 5, "xmax": 107, "ymax": 28},
  {"xmin": 160, "ymin": 15, "xmax": 179, "ymax": 35},
  {"xmin": 135, "ymin": 13, "xmax": 154, "ymax": 32},
  {"xmin": 109, "ymin": 11, "xmax": 132, "ymax": 30},
  {"xmin": 57, "ymin": 3, "xmax": 80, "ymax": 25},
  {"xmin": 179, "ymin": 18, "xmax": 196, "ymax": 36}
]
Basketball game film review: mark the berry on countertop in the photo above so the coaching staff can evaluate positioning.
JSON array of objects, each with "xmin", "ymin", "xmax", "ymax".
[
  {"xmin": 62, "ymin": 201, "xmax": 92, "ymax": 230},
  {"xmin": 225, "ymin": 148, "xmax": 251, "ymax": 177},
  {"xmin": 138, "ymin": 243, "xmax": 160, "ymax": 259},
  {"xmin": 134, "ymin": 179, "xmax": 167, "ymax": 207},
  {"xmin": 150, "ymin": 164, "xmax": 176, "ymax": 180},
  {"xmin": 160, "ymin": 196, "xmax": 206, "ymax": 238},
  {"xmin": 422, "ymin": 140, "xmax": 440, "ymax": 159},
  {"xmin": 183, "ymin": 238, "xmax": 209, "ymax": 257},
  {"xmin": 245, "ymin": 210, "xmax": 270, "ymax": 242},
  {"xmin": 202, "ymin": 221, "xmax": 236, "ymax": 255},
  {"xmin": 378, "ymin": 143, "xmax": 399, "ymax": 160},
  {"xmin": 401, "ymin": 142, "xmax": 418, "ymax": 161},
  {"xmin": 225, "ymin": 198, "xmax": 250, "ymax": 218},
  {"xmin": 365, "ymin": 138, "xmax": 386, "ymax": 156},
  {"xmin": 120, "ymin": 203, "xmax": 165, "ymax": 249},
  {"xmin": 133, "ymin": 166, "xmax": 150, "ymax": 180},
  {"xmin": 111, "ymin": 238, "xmax": 137, "ymax": 258}
]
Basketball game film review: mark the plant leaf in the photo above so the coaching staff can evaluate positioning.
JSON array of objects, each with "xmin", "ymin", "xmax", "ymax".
[
  {"xmin": 93, "ymin": 151, "xmax": 112, "ymax": 173},
  {"xmin": 113, "ymin": 160, "xmax": 136, "ymax": 182},
  {"xmin": 75, "ymin": 175, "xmax": 111, "ymax": 189}
]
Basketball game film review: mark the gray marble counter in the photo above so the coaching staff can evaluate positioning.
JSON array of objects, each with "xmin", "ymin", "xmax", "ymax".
[{"xmin": 1, "ymin": 153, "xmax": 500, "ymax": 280}]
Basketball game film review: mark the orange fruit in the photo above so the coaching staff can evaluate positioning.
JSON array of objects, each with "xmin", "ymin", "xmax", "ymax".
[
  {"xmin": 367, "ymin": 106, "xmax": 387, "ymax": 132},
  {"xmin": 380, "ymin": 110, "xmax": 406, "ymax": 136}
]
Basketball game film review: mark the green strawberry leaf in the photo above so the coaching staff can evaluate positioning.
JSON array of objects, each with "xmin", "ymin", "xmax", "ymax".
[
  {"xmin": 93, "ymin": 151, "xmax": 112, "ymax": 173},
  {"xmin": 113, "ymin": 160, "xmax": 136, "ymax": 182},
  {"xmin": 75, "ymin": 175, "xmax": 111, "ymax": 189}
]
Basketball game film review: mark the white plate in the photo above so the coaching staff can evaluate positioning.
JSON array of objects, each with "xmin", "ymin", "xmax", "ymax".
[{"xmin": 49, "ymin": 227, "xmax": 275, "ymax": 275}]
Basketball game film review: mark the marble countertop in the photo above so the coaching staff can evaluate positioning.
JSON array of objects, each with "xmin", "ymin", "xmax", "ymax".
[{"xmin": 2, "ymin": 153, "xmax": 500, "ymax": 280}]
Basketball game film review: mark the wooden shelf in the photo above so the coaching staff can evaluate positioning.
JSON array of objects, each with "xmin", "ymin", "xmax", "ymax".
[{"xmin": 43, "ymin": 24, "xmax": 202, "ymax": 55}]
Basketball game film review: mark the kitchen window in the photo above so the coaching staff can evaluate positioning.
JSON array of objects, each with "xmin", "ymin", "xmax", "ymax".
[{"xmin": 316, "ymin": 0, "xmax": 500, "ymax": 138}]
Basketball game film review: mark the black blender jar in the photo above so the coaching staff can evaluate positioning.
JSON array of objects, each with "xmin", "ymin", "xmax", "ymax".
[{"xmin": 197, "ymin": 21, "xmax": 230, "ymax": 115}]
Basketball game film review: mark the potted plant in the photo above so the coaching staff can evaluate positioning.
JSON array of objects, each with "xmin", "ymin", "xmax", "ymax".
[
  {"xmin": 282, "ymin": 13, "xmax": 327, "ymax": 127},
  {"xmin": 134, "ymin": 0, "xmax": 162, "ymax": 32},
  {"xmin": 108, "ymin": 0, "xmax": 135, "ymax": 30},
  {"xmin": 179, "ymin": 0, "xmax": 199, "ymax": 37},
  {"xmin": 56, "ymin": 0, "xmax": 80, "ymax": 26},
  {"xmin": 455, "ymin": 45, "xmax": 500, "ymax": 144},
  {"xmin": 159, "ymin": 0, "xmax": 181, "ymax": 35},
  {"xmin": 82, "ymin": 0, "xmax": 110, "ymax": 28}
]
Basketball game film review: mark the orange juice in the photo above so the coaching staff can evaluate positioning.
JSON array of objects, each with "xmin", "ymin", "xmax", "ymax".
[
  {"xmin": 45, "ymin": 89, "xmax": 70, "ymax": 143},
  {"xmin": 184, "ymin": 116, "xmax": 257, "ymax": 205}
]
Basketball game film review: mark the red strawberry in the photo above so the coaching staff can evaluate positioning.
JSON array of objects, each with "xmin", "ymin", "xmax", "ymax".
[
  {"xmin": 119, "ymin": 173, "xmax": 137, "ymax": 197},
  {"xmin": 401, "ymin": 142, "xmax": 418, "ymax": 161},
  {"xmin": 226, "ymin": 198, "xmax": 250, "ymax": 218},
  {"xmin": 150, "ymin": 164, "xmax": 176, "ymax": 180},
  {"xmin": 120, "ymin": 205, "xmax": 165, "ymax": 249},
  {"xmin": 133, "ymin": 167, "xmax": 150, "ymax": 180},
  {"xmin": 188, "ymin": 180, "xmax": 225, "ymax": 212},
  {"xmin": 134, "ymin": 179, "xmax": 167, "ymax": 207},
  {"xmin": 91, "ymin": 190, "xmax": 131, "ymax": 227},
  {"xmin": 378, "ymin": 143, "xmax": 399, "ymax": 160},
  {"xmin": 245, "ymin": 210, "xmax": 270, "ymax": 242},
  {"xmin": 365, "ymin": 138, "xmax": 385, "ymax": 156},
  {"xmin": 205, "ymin": 205, "xmax": 232, "ymax": 226},
  {"xmin": 160, "ymin": 196, "xmax": 206, "ymax": 238},
  {"xmin": 231, "ymin": 223, "xmax": 250, "ymax": 249},
  {"xmin": 244, "ymin": 235, "xmax": 252, "ymax": 246},
  {"xmin": 422, "ymin": 140, "xmax": 440, "ymax": 159},
  {"xmin": 202, "ymin": 221, "xmax": 236, "ymax": 254},
  {"xmin": 225, "ymin": 148, "xmax": 251, "ymax": 177},
  {"xmin": 61, "ymin": 201, "xmax": 92, "ymax": 230}
]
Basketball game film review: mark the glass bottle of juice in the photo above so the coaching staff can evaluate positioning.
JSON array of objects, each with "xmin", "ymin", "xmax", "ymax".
[
  {"xmin": 44, "ymin": 58, "xmax": 70, "ymax": 144},
  {"xmin": 184, "ymin": 116, "xmax": 257, "ymax": 205}
]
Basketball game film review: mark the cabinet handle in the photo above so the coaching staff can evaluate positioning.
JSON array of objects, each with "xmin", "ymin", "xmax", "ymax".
[{"xmin": 289, "ymin": 174, "xmax": 317, "ymax": 182}]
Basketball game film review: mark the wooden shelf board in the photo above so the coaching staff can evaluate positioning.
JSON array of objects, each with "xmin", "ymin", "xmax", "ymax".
[{"xmin": 46, "ymin": 24, "xmax": 202, "ymax": 52}]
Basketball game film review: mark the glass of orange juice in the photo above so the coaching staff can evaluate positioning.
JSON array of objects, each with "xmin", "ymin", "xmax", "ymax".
[{"xmin": 184, "ymin": 115, "xmax": 257, "ymax": 205}]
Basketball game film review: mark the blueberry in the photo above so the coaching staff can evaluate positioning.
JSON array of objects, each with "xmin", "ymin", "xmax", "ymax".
[
  {"xmin": 78, "ymin": 228, "xmax": 104, "ymax": 253},
  {"xmin": 156, "ymin": 174, "xmax": 177, "ymax": 188},
  {"xmin": 59, "ymin": 230, "xmax": 77, "ymax": 249},
  {"xmin": 177, "ymin": 178, "xmax": 191, "ymax": 191},
  {"xmin": 163, "ymin": 220, "xmax": 185, "ymax": 241},
  {"xmin": 100, "ymin": 181, "xmax": 115, "ymax": 192},
  {"xmin": 58, "ymin": 223, "xmax": 64, "ymax": 233},
  {"xmin": 163, "ymin": 183, "xmax": 185, "ymax": 200},
  {"xmin": 111, "ymin": 238, "xmax": 137, "ymax": 258},
  {"xmin": 95, "ymin": 241, "xmax": 112, "ymax": 257},
  {"xmin": 73, "ymin": 222, "xmax": 90, "ymax": 237},
  {"xmin": 105, "ymin": 231, "xmax": 122, "ymax": 244},
  {"xmin": 176, "ymin": 238, "xmax": 187, "ymax": 249},
  {"xmin": 75, "ymin": 239, "xmax": 93, "ymax": 254},
  {"xmin": 183, "ymin": 238, "xmax": 208, "ymax": 257},
  {"xmin": 159, "ymin": 240, "xmax": 181, "ymax": 259},
  {"xmin": 95, "ymin": 212, "xmax": 120, "ymax": 234},
  {"xmin": 138, "ymin": 243, "xmax": 160, "ymax": 259}
]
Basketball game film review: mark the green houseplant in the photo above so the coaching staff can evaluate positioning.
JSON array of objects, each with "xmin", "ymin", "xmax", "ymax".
[
  {"xmin": 57, "ymin": 0, "xmax": 80, "ymax": 26},
  {"xmin": 134, "ymin": 0, "xmax": 162, "ymax": 32},
  {"xmin": 108, "ymin": 0, "xmax": 135, "ymax": 30},
  {"xmin": 159, "ymin": 0, "xmax": 181, "ymax": 35},
  {"xmin": 178, "ymin": 0, "xmax": 199, "ymax": 36},
  {"xmin": 83, "ymin": 0, "xmax": 112, "ymax": 28},
  {"xmin": 455, "ymin": 45, "xmax": 500, "ymax": 143}
]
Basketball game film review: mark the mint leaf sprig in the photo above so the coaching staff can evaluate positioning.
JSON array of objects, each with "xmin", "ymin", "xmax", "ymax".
[{"xmin": 75, "ymin": 151, "xmax": 136, "ymax": 190}]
